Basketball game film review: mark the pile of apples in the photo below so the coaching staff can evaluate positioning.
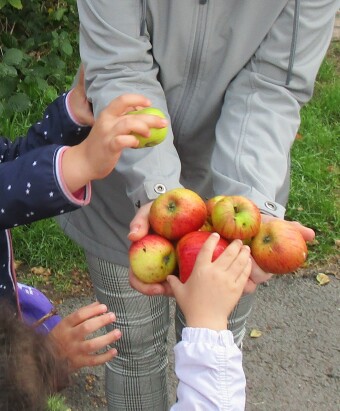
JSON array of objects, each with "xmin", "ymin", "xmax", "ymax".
[{"xmin": 129, "ymin": 188, "xmax": 308, "ymax": 284}]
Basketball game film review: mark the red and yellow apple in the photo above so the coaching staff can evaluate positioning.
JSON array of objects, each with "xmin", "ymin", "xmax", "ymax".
[
  {"xmin": 176, "ymin": 231, "xmax": 229, "ymax": 283},
  {"xmin": 211, "ymin": 195, "xmax": 261, "ymax": 240},
  {"xmin": 149, "ymin": 188, "xmax": 207, "ymax": 240},
  {"xmin": 250, "ymin": 220, "xmax": 308, "ymax": 274},
  {"xmin": 128, "ymin": 107, "xmax": 168, "ymax": 148},
  {"xmin": 206, "ymin": 195, "xmax": 226, "ymax": 222},
  {"xmin": 129, "ymin": 234, "xmax": 177, "ymax": 283},
  {"xmin": 200, "ymin": 195, "xmax": 226, "ymax": 231}
]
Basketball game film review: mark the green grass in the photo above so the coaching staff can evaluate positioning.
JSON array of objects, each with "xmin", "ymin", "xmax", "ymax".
[
  {"xmin": 47, "ymin": 394, "xmax": 71, "ymax": 411},
  {"xmin": 286, "ymin": 42, "xmax": 340, "ymax": 262},
  {"xmin": 2, "ymin": 43, "xmax": 339, "ymax": 292}
]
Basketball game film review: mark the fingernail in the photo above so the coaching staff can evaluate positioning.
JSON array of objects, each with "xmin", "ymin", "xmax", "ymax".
[
  {"xmin": 108, "ymin": 312, "xmax": 116, "ymax": 321},
  {"xmin": 129, "ymin": 225, "xmax": 140, "ymax": 235}
]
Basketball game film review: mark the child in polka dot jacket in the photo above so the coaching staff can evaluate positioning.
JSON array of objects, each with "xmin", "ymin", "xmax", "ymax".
[{"xmin": 0, "ymin": 67, "xmax": 167, "ymax": 371}]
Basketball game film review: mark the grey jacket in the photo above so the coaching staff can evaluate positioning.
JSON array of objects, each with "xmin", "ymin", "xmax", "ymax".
[{"xmin": 58, "ymin": 0, "xmax": 338, "ymax": 266}]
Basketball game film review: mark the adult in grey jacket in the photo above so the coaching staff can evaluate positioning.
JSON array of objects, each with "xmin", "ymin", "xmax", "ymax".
[{"xmin": 58, "ymin": 1, "xmax": 338, "ymax": 410}]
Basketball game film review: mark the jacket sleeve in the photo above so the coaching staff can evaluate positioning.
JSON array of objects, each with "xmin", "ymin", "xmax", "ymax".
[
  {"xmin": 211, "ymin": 0, "xmax": 338, "ymax": 218},
  {"xmin": 170, "ymin": 328, "xmax": 246, "ymax": 411},
  {"xmin": 0, "ymin": 92, "xmax": 90, "ymax": 163},
  {"xmin": 0, "ymin": 146, "xmax": 91, "ymax": 230},
  {"xmin": 0, "ymin": 93, "xmax": 92, "ymax": 230},
  {"xmin": 77, "ymin": 0, "xmax": 182, "ymax": 207}
]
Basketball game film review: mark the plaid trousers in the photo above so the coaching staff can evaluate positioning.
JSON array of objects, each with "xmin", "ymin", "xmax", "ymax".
[{"xmin": 86, "ymin": 253, "xmax": 255, "ymax": 411}]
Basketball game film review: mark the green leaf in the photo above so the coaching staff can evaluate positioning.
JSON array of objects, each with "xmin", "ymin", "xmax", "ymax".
[
  {"xmin": 0, "ymin": 101, "xmax": 4, "ymax": 117},
  {"xmin": 35, "ymin": 77, "xmax": 49, "ymax": 91},
  {"xmin": 44, "ymin": 86, "xmax": 58, "ymax": 102},
  {"xmin": 8, "ymin": 0, "xmax": 22, "ymax": 9},
  {"xmin": 0, "ymin": 77, "xmax": 18, "ymax": 98},
  {"xmin": 7, "ymin": 93, "xmax": 31, "ymax": 113},
  {"xmin": 0, "ymin": 32, "xmax": 18, "ymax": 48},
  {"xmin": 0, "ymin": 0, "xmax": 7, "ymax": 9},
  {"xmin": 3, "ymin": 48, "xmax": 25, "ymax": 66},
  {"xmin": 53, "ymin": 8, "xmax": 67, "ymax": 21},
  {"xmin": 61, "ymin": 40, "xmax": 73, "ymax": 56},
  {"xmin": 0, "ymin": 63, "xmax": 17, "ymax": 78}
]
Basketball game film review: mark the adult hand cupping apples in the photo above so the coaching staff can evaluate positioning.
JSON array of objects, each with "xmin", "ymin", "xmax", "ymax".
[
  {"xmin": 128, "ymin": 202, "xmax": 175, "ymax": 296},
  {"xmin": 128, "ymin": 188, "xmax": 315, "ymax": 297}
]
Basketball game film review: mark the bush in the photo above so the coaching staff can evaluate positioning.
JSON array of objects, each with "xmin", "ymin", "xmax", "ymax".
[{"xmin": 0, "ymin": 0, "xmax": 80, "ymax": 119}]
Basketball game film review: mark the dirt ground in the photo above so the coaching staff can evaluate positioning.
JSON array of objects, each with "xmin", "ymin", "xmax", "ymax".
[{"xmin": 58, "ymin": 256, "xmax": 340, "ymax": 411}]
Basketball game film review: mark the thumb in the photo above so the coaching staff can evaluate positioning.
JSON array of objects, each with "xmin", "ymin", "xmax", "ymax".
[
  {"xmin": 166, "ymin": 275, "xmax": 183, "ymax": 300},
  {"xmin": 128, "ymin": 202, "xmax": 152, "ymax": 241}
]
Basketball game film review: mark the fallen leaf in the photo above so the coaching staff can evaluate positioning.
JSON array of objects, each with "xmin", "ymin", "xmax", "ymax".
[
  {"xmin": 30, "ymin": 266, "xmax": 51, "ymax": 276},
  {"xmin": 250, "ymin": 329, "xmax": 262, "ymax": 338},
  {"xmin": 14, "ymin": 260, "xmax": 23, "ymax": 270},
  {"xmin": 316, "ymin": 273, "xmax": 330, "ymax": 286}
]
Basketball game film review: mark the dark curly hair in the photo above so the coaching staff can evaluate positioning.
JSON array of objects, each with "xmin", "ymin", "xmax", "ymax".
[{"xmin": 0, "ymin": 302, "xmax": 70, "ymax": 411}]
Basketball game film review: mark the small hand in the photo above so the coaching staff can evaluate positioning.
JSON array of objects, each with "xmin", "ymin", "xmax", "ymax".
[
  {"xmin": 167, "ymin": 234, "xmax": 252, "ymax": 330},
  {"xmin": 68, "ymin": 65, "xmax": 95, "ymax": 126},
  {"xmin": 50, "ymin": 301, "xmax": 121, "ymax": 371}
]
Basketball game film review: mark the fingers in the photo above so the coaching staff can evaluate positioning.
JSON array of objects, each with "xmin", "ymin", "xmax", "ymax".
[
  {"xmin": 80, "ymin": 348, "xmax": 119, "ymax": 368},
  {"xmin": 110, "ymin": 114, "xmax": 166, "ymax": 139},
  {"xmin": 77, "ymin": 64, "xmax": 85, "ymax": 86},
  {"xmin": 77, "ymin": 311, "xmax": 118, "ymax": 338},
  {"xmin": 166, "ymin": 275, "xmax": 183, "ymax": 301},
  {"xmin": 105, "ymin": 94, "xmax": 152, "ymax": 117},
  {"xmin": 243, "ymin": 278, "xmax": 257, "ymax": 294},
  {"xmin": 235, "ymin": 255, "xmax": 252, "ymax": 287},
  {"xmin": 224, "ymin": 243, "xmax": 251, "ymax": 280},
  {"xmin": 111, "ymin": 134, "xmax": 140, "ymax": 151},
  {"xmin": 128, "ymin": 268, "xmax": 173, "ymax": 296},
  {"xmin": 128, "ymin": 202, "xmax": 153, "ymax": 241},
  {"xmin": 70, "ymin": 330, "xmax": 121, "ymax": 370},
  {"xmin": 193, "ymin": 232, "xmax": 221, "ymax": 267},
  {"xmin": 212, "ymin": 239, "xmax": 246, "ymax": 271},
  {"xmin": 80, "ymin": 328, "xmax": 121, "ymax": 356},
  {"xmin": 261, "ymin": 215, "xmax": 315, "ymax": 242},
  {"xmin": 289, "ymin": 220, "xmax": 315, "ymax": 242},
  {"xmin": 249, "ymin": 256, "xmax": 273, "ymax": 285},
  {"xmin": 62, "ymin": 302, "xmax": 109, "ymax": 328}
]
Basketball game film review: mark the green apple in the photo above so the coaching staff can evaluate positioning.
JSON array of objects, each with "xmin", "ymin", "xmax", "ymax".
[
  {"xmin": 129, "ymin": 234, "xmax": 177, "ymax": 283},
  {"xmin": 129, "ymin": 107, "xmax": 168, "ymax": 148}
]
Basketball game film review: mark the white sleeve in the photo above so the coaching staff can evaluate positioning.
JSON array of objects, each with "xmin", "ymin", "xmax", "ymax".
[{"xmin": 170, "ymin": 328, "xmax": 246, "ymax": 411}]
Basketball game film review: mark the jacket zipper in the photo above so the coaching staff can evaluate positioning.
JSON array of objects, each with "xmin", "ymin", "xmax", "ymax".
[{"xmin": 172, "ymin": 1, "xmax": 209, "ymax": 141}]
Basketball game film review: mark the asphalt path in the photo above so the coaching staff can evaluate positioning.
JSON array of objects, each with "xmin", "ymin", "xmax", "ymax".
[{"xmin": 60, "ymin": 271, "xmax": 340, "ymax": 411}]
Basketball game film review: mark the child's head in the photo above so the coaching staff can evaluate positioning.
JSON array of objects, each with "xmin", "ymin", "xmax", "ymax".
[{"xmin": 0, "ymin": 302, "xmax": 69, "ymax": 411}]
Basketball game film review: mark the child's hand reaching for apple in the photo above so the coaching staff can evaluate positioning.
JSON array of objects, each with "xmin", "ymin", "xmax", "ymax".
[{"xmin": 167, "ymin": 233, "xmax": 252, "ymax": 331}]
